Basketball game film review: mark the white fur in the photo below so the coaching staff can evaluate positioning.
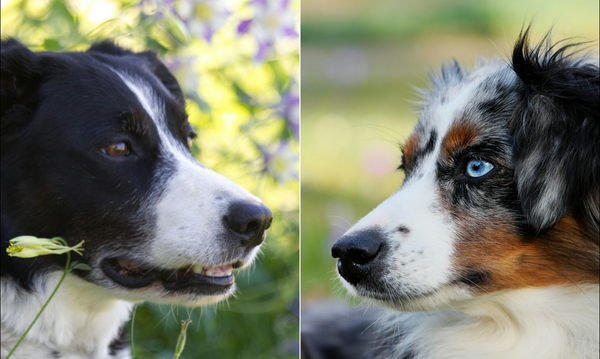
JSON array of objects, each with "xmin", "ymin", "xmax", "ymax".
[
  {"xmin": 100, "ymin": 71, "xmax": 264, "ymax": 306},
  {"xmin": 344, "ymin": 174, "xmax": 457, "ymax": 300},
  {"xmin": 340, "ymin": 78, "xmax": 482, "ymax": 304},
  {"xmin": 376, "ymin": 285, "xmax": 599, "ymax": 359},
  {"xmin": 1, "ymin": 273, "xmax": 133, "ymax": 359}
]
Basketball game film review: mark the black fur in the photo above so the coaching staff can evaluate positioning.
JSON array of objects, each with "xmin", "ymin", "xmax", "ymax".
[
  {"xmin": 1, "ymin": 39, "xmax": 189, "ymax": 289},
  {"xmin": 510, "ymin": 26, "xmax": 600, "ymax": 233},
  {"xmin": 108, "ymin": 324, "xmax": 129, "ymax": 357}
]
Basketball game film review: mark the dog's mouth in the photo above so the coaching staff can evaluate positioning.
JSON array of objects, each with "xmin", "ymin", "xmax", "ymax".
[{"xmin": 101, "ymin": 258, "xmax": 241, "ymax": 293}]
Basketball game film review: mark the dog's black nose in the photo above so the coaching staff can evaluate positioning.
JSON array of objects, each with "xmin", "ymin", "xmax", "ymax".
[
  {"xmin": 225, "ymin": 201, "xmax": 273, "ymax": 249},
  {"xmin": 332, "ymin": 230, "xmax": 385, "ymax": 285}
]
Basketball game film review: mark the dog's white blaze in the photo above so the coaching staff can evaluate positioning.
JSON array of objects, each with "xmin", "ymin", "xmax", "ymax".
[
  {"xmin": 112, "ymin": 73, "xmax": 262, "ymax": 276},
  {"xmin": 114, "ymin": 73, "xmax": 194, "ymax": 162},
  {"xmin": 341, "ymin": 80, "xmax": 482, "ymax": 300},
  {"xmin": 151, "ymin": 161, "xmax": 260, "ymax": 268},
  {"xmin": 346, "ymin": 172, "xmax": 455, "ymax": 295}
]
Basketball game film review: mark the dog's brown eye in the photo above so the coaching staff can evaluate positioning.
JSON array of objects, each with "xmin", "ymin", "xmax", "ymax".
[
  {"xmin": 103, "ymin": 142, "xmax": 129, "ymax": 157},
  {"xmin": 187, "ymin": 136, "xmax": 193, "ymax": 149}
]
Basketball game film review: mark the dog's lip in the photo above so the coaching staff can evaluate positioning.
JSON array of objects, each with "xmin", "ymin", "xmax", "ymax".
[{"xmin": 101, "ymin": 258, "xmax": 242, "ymax": 290}]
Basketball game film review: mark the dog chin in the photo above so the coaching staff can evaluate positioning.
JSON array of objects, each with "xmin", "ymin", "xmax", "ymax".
[
  {"xmin": 114, "ymin": 284, "xmax": 237, "ymax": 307},
  {"xmin": 342, "ymin": 277, "xmax": 473, "ymax": 312}
]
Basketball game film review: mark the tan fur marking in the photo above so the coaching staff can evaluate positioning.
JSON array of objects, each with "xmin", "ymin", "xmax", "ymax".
[
  {"xmin": 440, "ymin": 122, "xmax": 479, "ymax": 160},
  {"xmin": 454, "ymin": 214, "xmax": 599, "ymax": 293},
  {"xmin": 402, "ymin": 133, "xmax": 420, "ymax": 169}
]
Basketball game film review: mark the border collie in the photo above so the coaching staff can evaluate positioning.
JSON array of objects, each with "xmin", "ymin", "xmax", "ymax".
[
  {"xmin": 1, "ymin": 39, "xmax": 272, "ymax": 358},
  {"xmin": 303, "ymin": 28, "xmax": 599, "ymax": 359}
]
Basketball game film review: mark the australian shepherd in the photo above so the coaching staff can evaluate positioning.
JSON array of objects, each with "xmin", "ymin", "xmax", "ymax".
[
  {"xmin": 1, "ymin": 39, "xmax": 272, "ymax": 358},
  {"xmin": 303, "ymin": 28, "xmax": 599, "ymax": 359}
]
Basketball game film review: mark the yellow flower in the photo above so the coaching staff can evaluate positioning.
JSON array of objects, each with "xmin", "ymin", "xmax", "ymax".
[{"xmin": 6, "ymin": 236, "xmax": 84, "ymax": 258}]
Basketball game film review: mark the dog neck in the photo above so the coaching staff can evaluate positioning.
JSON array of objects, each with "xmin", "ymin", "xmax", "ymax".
[
  {"xmin": 1, "ymin": 272, "xmax": 133, "ymax": 359},
  {"xmin": 377, "ymin": 284, "xmax": 600, "ymax": 359}
]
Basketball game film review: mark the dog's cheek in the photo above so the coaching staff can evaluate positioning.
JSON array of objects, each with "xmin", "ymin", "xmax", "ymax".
[
  {"xmin": 147, "ymin": 159, "xmax": 260, "ymax": 267},
  {"xmin": 346, "ymin": 175, "xmax": 457, "ymax": 296},
  {"xmin": 148, "ymin": 168, "xmax": 229, "ymax": 267},
  {"xmin": 452, "ymin": 219, "xmax": 520, "ymax": 293}
]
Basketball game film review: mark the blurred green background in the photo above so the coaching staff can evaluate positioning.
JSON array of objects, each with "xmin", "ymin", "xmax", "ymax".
[
  {"xmin": 300, "ymin": 0, "xmax": 599, "ymax": 304},
  {"xmin": 1, "ymin": 0, "xmax": 298, "ymax": 358}
]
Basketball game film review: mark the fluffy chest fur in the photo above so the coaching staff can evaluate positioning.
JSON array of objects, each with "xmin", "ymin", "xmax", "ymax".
[
  {"xmin": 371, "ymin": 285, "xmax": 599, "ymax": 359},
  {"xmin": 1, "ymin": 273, "xmax": 133, "ymax": 359}
]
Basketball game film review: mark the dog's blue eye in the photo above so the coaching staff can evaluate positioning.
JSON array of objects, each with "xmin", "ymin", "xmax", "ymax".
[{"xmin": 466, "ymin": 159, "xmax": 493, "ymax": 178}]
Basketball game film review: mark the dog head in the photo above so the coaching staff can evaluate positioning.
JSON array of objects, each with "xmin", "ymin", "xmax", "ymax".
[
  {"xmin": 1, "ymin": 39, "xmax": 272, "ymax": 306},
  {"xmin": 333, "ymin": 28, "xmax": 599, "ymax": 310}
]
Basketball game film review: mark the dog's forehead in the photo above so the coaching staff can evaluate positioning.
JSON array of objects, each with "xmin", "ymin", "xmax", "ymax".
[
  {"xmin": 407, "ymin": 63, "xmax": 517, "ymax": 160},
  {"xmin": 35, "ymin": 50, "xmax": 193, "ymax": 167},
  {"xmin": 109, "ymin": 69, "xmax": 194, "ymax": 161}
]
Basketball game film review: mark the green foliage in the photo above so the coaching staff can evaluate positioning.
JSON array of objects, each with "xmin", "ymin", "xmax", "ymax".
[{"xmin": 1, "ymin": 0, "xmax": 299, "ymax": 357}]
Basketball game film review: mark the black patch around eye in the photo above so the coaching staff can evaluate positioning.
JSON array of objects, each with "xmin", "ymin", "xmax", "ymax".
[
  {"xmin": 423, "ymin": 130, "xmax": 437, "ymax": 155},
  {"xmin": 402, "ymin": 130, "xmax": 437, "ymax": 176}
]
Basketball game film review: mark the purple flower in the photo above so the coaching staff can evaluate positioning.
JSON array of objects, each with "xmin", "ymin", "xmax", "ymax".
[
  {"xmin": 176, "ymin": 0, "xmax": 231, "ymax": 43},
  {"xmin": 258, "ymin": 139, "xmax": 298, "ymax": 184},
  {"xmin": 280, "ymin": 83, "xmax": 299, "ymax": 140},
  {"xmin": 238, "ymin": 0, "xmax": 298, "ymax": 62}
]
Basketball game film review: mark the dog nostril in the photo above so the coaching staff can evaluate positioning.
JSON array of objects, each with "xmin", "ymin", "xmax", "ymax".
[
  {"xmin": 346, "ymin": 244, "xmax": 381, "ymax": 265},
  {"xmin": 332, "ymin": 229, "xmax": 386, "ymax": 285},
  {"xmin": 244, "ymin": 220, "xmax": 259, "ymax": 235},
  {"xmin": 225, "ymin": 201, "xmax": 273, "ymax": 248}
]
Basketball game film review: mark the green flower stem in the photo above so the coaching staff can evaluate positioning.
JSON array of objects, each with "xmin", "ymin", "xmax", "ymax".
[
  {"xmin": 6, "ymin": 251, "xmax": 71, "ymax": 358},
  {"xmin": 173, "ymin": 319, "xmax": 192, "ymax": 359}
]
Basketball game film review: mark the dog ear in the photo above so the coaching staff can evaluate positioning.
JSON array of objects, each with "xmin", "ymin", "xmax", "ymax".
[
  {"xmin": 137, "ymin": 51, "xmax": 185, "ymax": 104},
  {"xmin": 88, "ymin": 40, "xmax": 135, "ymax": 56},
  {"xmin": 510, "ymin": 27, "xmax": 600, "ymax": 232},
  {"xmin": 1, "ymin": 38, "xmax": 42, "ymax": 118}
]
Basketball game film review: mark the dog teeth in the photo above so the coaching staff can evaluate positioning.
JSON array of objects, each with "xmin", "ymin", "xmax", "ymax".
[
  {"xmin": 189, "ymin": 264, "xmax": 233, "ymax": 277},
  {"xmin": 203, "ymin": 265, "xmax": 233, "ymax": 277}
]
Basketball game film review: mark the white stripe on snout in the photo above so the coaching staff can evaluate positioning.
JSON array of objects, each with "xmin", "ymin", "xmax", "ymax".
[
  {"xmin": 342, "ymin": 78, "xmax": 484, "ymax": 297},
  {"xmin": 111, "ymin": 71, "xmax": 190, "ymax": 160},
  {"xmin": 417, "ymin": 79, "xmax": 481, "ymax": 174},
  {"xmin": 111, "ymin": 70, "xmax": 262, "ymax": 269},
  {"xmin": 346, "ymin": 172, "xmax": 455, "ymax": 295}
]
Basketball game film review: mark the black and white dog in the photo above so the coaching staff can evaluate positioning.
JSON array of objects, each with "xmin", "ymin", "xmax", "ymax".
[
  {"xmin": 303, "ymin": 29, "xmax": 599, "ymax": 358},
  {"xmin": 1, "ymin": 39, "xmax": 272, "ymax": 358}
]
